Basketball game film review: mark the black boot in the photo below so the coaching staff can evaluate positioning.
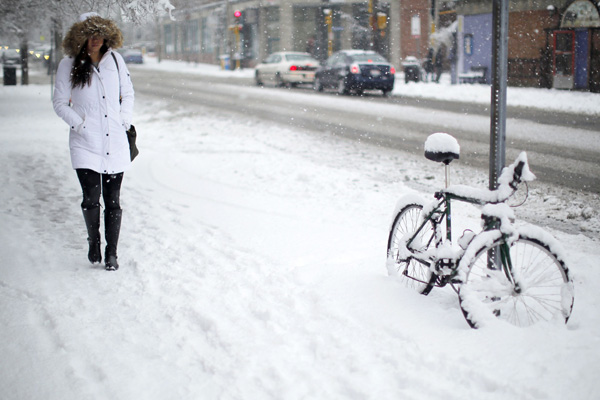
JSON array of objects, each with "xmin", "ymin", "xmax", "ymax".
[
  {"xmin": 82, "ymin": 207, "xmax": 102, "ymax": 264},
  {"xmin": 104, "ymin": 209, "xmax": 122, "ymax": 271}
]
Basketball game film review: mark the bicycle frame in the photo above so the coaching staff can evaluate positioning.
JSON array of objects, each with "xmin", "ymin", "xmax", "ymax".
[
  {"xmin": 403, "ymin": 194, "xmax": 455, "ymax": 286},
  {"xmin": 403, "ymin": 190, "xmax": 519, "ymax": 289}
]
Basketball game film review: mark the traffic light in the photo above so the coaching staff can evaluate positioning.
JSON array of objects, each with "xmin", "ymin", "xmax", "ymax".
[
  {"xmin": 377, "ymin": 12, "xmax": 388, "ymax": 30},
  {"xmin": 323, "ymin": 9, "xmax": 332, "ymax": 26},
  {"xmin": 234, "ymin": 10, "xmax": 241, "ymax": 20}
]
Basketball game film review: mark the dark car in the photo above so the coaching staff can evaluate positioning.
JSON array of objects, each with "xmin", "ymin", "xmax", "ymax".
[
  {"xmin": 120, "ymin": 49, "xmax": 143, "ymax": 64},
  {"xmin": 313, "ymin": 50, "xmax": 395, "ymax": 96}
]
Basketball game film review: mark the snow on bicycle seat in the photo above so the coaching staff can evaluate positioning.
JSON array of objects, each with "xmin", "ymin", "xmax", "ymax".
[{"xmin": 424, "ymin": 132, "xmax": 460, "ymax": 165}]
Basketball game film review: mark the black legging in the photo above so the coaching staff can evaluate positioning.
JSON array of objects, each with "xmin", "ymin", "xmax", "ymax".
[{"xmin": 76, "ymin": 169, "xmax": 123, "ymax": 211}]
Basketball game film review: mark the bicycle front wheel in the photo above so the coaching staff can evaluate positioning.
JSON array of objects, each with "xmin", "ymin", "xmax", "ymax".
[
  {"xmin": 387, "ymin": 198, "xmax": 436, "ymax": 295},
  {"xmin": 459, "ymin": 230, "xmax": 574, "ymax": 328}
]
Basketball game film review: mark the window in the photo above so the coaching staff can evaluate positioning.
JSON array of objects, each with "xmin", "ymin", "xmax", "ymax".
[
  {"xmin": 164, "ymin": 25, "xmax": 174, "ymax": 54},
  {"xmin": 266, "ymin": 7, "xmax": 280, "ymax": 22},
  {"xmin": 554, "ymin": 31, "xmax": 575, "ymax": 76},
  {"xmin": 464, "ymin": 34, "xmax": 473, "ymax": 56},
  {"xmin": 201, "ymin": 17, "xmax": 213, "ymax": 54},
  {"xmin": 180, "ymin": 20, "xmax": 199, "ymax": 54}
]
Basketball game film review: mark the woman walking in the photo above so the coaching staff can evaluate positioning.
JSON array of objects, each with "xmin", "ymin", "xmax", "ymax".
[{"xmin": 53, "ymin": 13, "xmax": 134, "ymax": 271}]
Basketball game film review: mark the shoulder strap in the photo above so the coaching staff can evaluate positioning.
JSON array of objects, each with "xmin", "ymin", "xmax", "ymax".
[
  {"xmin": 111, "ymin": 51, "xmax": 119, "ymax": 72},
  {"xmin": 111, "ymin": 52, "xmax": 122, "ymax": 100}
]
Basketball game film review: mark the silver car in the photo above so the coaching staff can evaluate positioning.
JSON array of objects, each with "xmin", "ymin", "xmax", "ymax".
[{"xmin": 255, "ymin": 52, "xmax": 320, "ymax": 87}]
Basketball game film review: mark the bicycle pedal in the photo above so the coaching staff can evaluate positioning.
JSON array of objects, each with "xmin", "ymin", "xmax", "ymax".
[{"xmin": 435, "ymin": 259, "xmax": 455, "ymax": 276}]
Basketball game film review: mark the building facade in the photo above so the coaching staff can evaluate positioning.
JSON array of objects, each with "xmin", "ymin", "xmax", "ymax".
[
  {"xmin": 159, "ymin": 0, "xmax": 600, "ymax": 91},
  {"xmin": 456, "ymin": 0, "xmax": 600, "ymax": 91},
  {"xmin": 160, "ymin": 0, "xmax": 400, "ymax": 68}
]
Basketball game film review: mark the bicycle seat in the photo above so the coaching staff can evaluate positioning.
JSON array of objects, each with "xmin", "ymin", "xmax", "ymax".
[
  {"xmin": 425, "ymin": 150, "xmax": 459, "ymax": 165},
  {"xmin": 424, "ymin": 132, "xmax": 460, "ymax": 165}
]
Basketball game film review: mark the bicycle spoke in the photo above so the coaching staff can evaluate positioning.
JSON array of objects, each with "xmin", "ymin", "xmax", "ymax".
[
  {"xmin": 459, "ymin": 234, "xmax": 573, "ymax": 328},
  {"xmin": 387, "ymin": 202, "xmax": 437, "ymax": 294}
]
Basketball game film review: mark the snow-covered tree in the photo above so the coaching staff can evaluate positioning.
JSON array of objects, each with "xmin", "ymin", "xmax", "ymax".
[{"xmin": 0, "ymin": 0, "xmax": 174, "ymax": 84}]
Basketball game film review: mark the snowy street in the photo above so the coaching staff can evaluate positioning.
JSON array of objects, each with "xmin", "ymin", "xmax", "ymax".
[{"xmin": 1, "ymin": 62, "xmax": 600, "ymax": 399}]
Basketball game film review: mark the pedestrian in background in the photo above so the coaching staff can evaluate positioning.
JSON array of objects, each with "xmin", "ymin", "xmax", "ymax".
[
  {"xmin": 53, "ymin": 12, "xmax": 134, "ymax": 271},
  {"xmin": 434, "ymin": 46, "xmax": 445, "ymax": 83},
  {"xmin": 423, "ymin": 48, "xmax": 434, "ymax": 82}
]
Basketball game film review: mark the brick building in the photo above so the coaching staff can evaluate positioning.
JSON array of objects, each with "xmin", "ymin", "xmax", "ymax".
[{"xmin": 456, "ymin": 0, "xmax": 600, "ymax": 91}]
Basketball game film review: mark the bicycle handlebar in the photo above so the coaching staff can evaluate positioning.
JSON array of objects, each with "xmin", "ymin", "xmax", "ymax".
[
  {"xmin": 510, "ymin": 161, "xmax": 525, "ymax": 190},
  {"xmin": 439, "ymin": 152, "xmax": 535, "ymax": 205}
]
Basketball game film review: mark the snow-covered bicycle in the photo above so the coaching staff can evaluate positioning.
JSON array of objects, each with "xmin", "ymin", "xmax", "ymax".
[{"xmin": 386, "ymin": 133, "xmax": 574, "ymax": 328}]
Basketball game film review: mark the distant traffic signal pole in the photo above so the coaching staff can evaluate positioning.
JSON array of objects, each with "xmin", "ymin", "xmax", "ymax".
[
  {"xmin": 232, "ymin": 10, "xmax": 242, "ymax": 70},
  {"xmin": 489, "ymin": 0, "xmax": 509, "ymax": 190}
]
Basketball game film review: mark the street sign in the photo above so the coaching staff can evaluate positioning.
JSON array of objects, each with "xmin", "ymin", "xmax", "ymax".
[{"xmin": 411, "ymin": 16, "xmax": 421, "ymax": 37}]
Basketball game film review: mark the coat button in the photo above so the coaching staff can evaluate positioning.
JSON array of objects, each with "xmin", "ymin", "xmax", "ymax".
[{"xmin": 105, "ymin": 115, "xmax": 107, "ymax": 117}]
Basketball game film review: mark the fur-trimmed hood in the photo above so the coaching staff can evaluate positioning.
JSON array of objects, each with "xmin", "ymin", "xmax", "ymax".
[{"xmin": 62, "ymin": 15, "xmax": 123, "ymax": 57}]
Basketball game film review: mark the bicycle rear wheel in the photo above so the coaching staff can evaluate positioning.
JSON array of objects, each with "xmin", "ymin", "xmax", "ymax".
[
  {"xmin": 387, "ymin": 199, "xmax": 437, "ymax": 295},
  {"xmin": 459, "ymin": 230, "xmax": 574, "ymax": 328}
]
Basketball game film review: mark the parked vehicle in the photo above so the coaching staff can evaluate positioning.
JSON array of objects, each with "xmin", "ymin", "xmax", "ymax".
[
  {"xmin": 313, "ymin": 50, "xmax": 395, "ymax": 96},
  {"xmin": 255, "ymin": 51, "xmax": 319, "ymax": 87},
  {"xmin": 2, "ymin": 49, "xmax": 21, "ymax": 65},
  {"xmin": 120, "ymin": 49, "xmax": 144, "ymax": 64},
  {"xmin": 401, "ymin": 56, "xmax": 423, "ymax": 83}
]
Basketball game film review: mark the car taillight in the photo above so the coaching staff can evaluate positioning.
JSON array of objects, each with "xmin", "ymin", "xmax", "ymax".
[
  {"xmin": 390, "ymin": 66, "xmax": 396, "ymax": 74},
  {"xmin": 290, "ymin": 65, "xmax": 298, "ymax": 71},
  {"xmin": 350, "ymin": 64, "xmax": 360, "ymax": 74}
]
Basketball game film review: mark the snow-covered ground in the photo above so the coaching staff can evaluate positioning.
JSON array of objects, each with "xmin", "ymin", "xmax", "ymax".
[{"xmin": 1, "ymin": 61, "xmax": 599, "ymax": 399}]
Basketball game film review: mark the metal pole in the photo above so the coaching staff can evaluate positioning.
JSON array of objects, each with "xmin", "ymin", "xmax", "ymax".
[{"xmin": 489, "ymin": 0, "xmax": 509, "ymax": 190}]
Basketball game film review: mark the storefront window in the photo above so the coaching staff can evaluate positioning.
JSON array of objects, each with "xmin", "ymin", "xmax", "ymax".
[
  {"xmin": 201, "ymin": 17, "xmax": 214, "ymax": 54},
  {"xmin": 554, "ymin": 31, "xmax": 574, "ymax": 75},
  {"xmin": 265, "ymin": 7, "xmax": 280, "ymax": 54},
  {"xmin": 464, "ymin": 34, "xmax": 473, "ymax": 56},
  {"xmin": 180, "ymin": 20, "xmax": 199, "ymax": 54},
  {"xmin": 165, "ymin": 25, "xmax": 174, "ymax": 54},
  {"xmin": 561, "ymin": 0, "xmax": 600, "ymax": 28}
]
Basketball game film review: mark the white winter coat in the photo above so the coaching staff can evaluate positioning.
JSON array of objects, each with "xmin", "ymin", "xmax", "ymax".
[{"xmin": 53, "ymin": 50, "xmax": 134, "ymax": 174}]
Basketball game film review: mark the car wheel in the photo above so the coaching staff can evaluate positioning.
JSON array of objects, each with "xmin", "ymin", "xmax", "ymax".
[
  {"xmin": 255, "ymin": 71, "xmax": 263, "ymax": 86},
  {"xmin": 382, "ymin": 89, "xmax": 391, "ymax": 97},
  {"xmin": 275, "ymin": 73, "xmax": 286, "ymax": 87},
  {"xmin": 337, "ymin": 76, "xmax": 349, "ymax": 95},
  {"xmin": 314, "ymin": 77, "xmax": 323, "ymax": 92}
]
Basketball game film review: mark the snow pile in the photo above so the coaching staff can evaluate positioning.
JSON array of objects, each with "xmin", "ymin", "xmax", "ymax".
[{"xmin": 424, "ymin": 132, "xmax": 460, "ymax": 155}]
